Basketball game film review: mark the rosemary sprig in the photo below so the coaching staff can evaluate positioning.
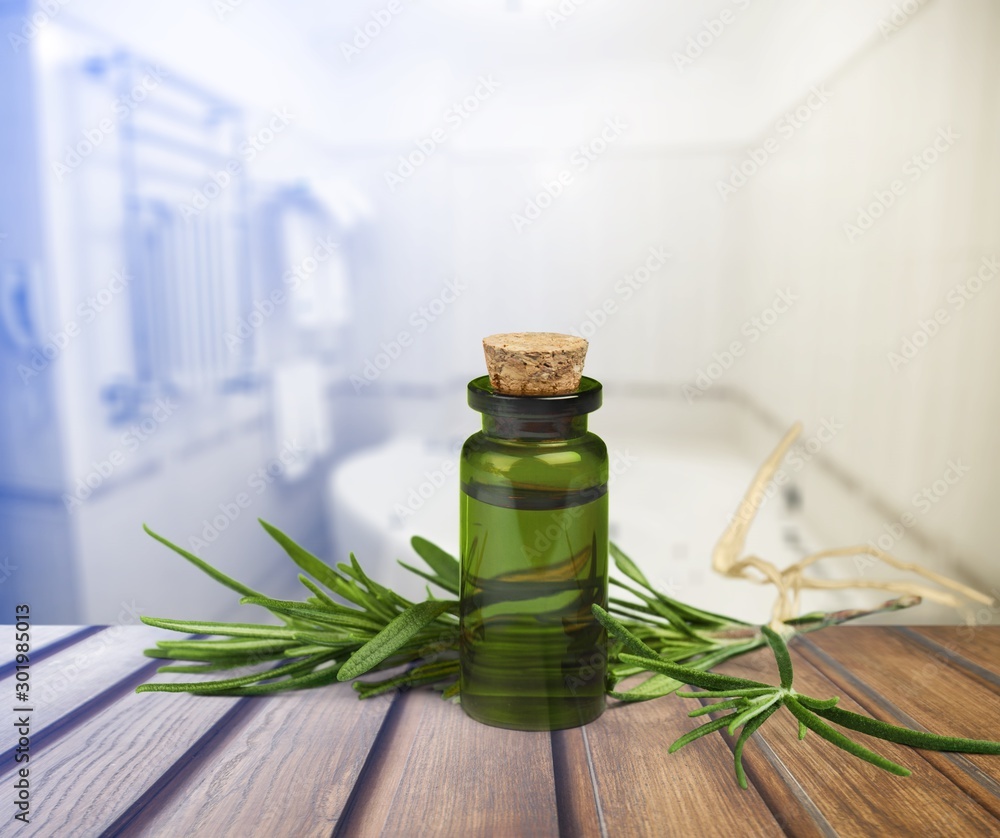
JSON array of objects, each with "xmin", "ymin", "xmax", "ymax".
[
  {"xmin": 136, "ymin": 522, "xmax": 999, "ymax": 789},
  {"xmin": 603, "ymin": 615, "xmax": 1000, "ymax": 787},
  {"xmin": 137, "ymin": 523, "xmax": 921, "ymax": 699},
  {"xmin": 601, "ymin": 543, "xmax": 921, "ymax": 702},
  {"xmin": 136, "ymin": 521, "xmax": 460, "ymax": 697}
]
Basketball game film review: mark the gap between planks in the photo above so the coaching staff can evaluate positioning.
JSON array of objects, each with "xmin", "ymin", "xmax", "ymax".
[
  {"xmin": 551, "ymin": 725, "xmax": 607, "ymax": 838},
  {"xmin": 0, "ymin": 626, "xmax": 104, "ymax": 681},
  {"xmin": 690, "ymin": 691, "xmax": 837, "ymax": 838},
  {"xmin": 98, "ymin": 697, "xmax": 262, "ymax": 836},
  {"xmin": 896, "ymin": 627, "xmax": 1000, "ymax": 692},
  {"xmin": 709, "ymin": 635, "xmax": 1000, "ymax": 836},
  {"xmin": 796, "ymin": 631, "xmax": 1000, "ymax": 821},
  {"xmin": 0, "ymin": 628, "xmax": 163, "ymax": 777}
]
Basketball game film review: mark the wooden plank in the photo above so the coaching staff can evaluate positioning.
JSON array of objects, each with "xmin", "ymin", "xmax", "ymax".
[
  {"xmin": 0, "ymin": 625, "xmax": 169, "ymax": 776},
  {"xmin": 714, "ymin": 636, "xmax": 1000, "ymax": 837},
  {"xmin": 801, "ymin": 626, "xmax": 1000, "ymax": 818},
  {"xmin": 551, "ymin": 727, "xmax": 604, "ymax": 838},
  {"xmin": 113, "ymin": 686, "xmax": 395, "ymax": 836},
  {"xmin": 6, "ymin": 625, "xmax": 91, "ymax": 658},
  {"xmin": 0, "ymin": 628, "xmax": 271, "ymax": 835},
  {"xmin": 0, "ymin": 625, "xmax": 164, "ymax": 719},
  {"xmin": 0, "ymin": 625, "xmax": 99, "ymax": 676},
  {"xmin": 909, "ymin": 625, "xmax": 1000, "ymax": 688},
  {"xmin": 333, "ymin": 688, "xmax": 426, "ymax": 837},
  {"xmin": 338, "ymin": 689, "xmax": 562, "ymax": 837},
  {"xmin": 707, "ymin": 649, "xmax": 843, "ymax": 838},
  {"xmin": 583, "ymin": 683, "xmax": 785, "ymax": 837}
]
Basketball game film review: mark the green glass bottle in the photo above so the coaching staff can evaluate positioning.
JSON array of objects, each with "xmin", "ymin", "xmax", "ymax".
[{"xmin": 459, "ymin": 375, "xmax": 609, "ymax": 730}]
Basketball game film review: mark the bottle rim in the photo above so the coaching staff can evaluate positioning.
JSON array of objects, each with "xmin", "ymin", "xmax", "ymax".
[{"xmin": 467, "ymin": 375, "xmax": 602, "ymax": 417}]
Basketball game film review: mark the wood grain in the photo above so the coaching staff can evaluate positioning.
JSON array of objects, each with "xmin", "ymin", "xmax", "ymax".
[
  {"xmin": 338, "ymin": 688, "xmax": 562, "ymax": 836},
  {"xmin": 0, "ymin": 625, "xmax": 169, "ymax": 778},
  {"xmin": 910, "ymin": 625, "xmax": 1000, "ymax": 688},
  {"xmin": 583, "ymin": 686, "xmax": 785, "ymax": 836},
  {"xmin": 801, "ymin": 626, "xmax": 1000, "ymax": 818},
  {"xmin": 5, "ymin": 625, "xmax": 164, "ymax": 718},
  {"xmin": 0, "ymin": 625, "xmax": 100, "ymax": 682},
  {"xmin": 551, "ymin": 726, "xmax": 604, "ymax": 838},
  {"xmin": 116, "ymin": 685, "xmax": 395, "ymax": 836},
  {"xmin": 0, "ymin": 654, "xmax": 250, "ymax": 834},
  {"xmin": 5, "ymin": 627, "xmax": 1000, "ymax": 836},
  {"xmin": 715, "ymin": 636, "xmax": 1000, "ymax": 837}
]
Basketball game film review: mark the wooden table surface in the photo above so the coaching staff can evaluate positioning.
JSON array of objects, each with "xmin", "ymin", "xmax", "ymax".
[{"xmin": 3, "ymin": 625, "xmax": 999, "ymax": 836}]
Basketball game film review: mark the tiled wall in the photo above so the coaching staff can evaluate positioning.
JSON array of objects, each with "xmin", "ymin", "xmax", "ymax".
[{"xmin": 719, "ymin": 0, "xmax": 1000, "ymax": 597}]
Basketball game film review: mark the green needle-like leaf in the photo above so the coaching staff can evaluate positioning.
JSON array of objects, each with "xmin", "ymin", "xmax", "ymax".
[
  {"xmin": 239, "ymin": 596, "xmax": 385, "ymax": 633},
  {"xmin": 668, "ymin": 714, "xmax": 738, "ymax": 753},
  {"xmin": 796, "ymin": 694, "xmax": 839, "ymax": 711},
  {"xmin": 785, "ymin": 698, "xmax": 911, "ymax": 777},
  {"xmin": 592, "ymin": 605, "xmax": 661, "ymax": 658},
  {"xmin": 608, "ymin": 673, "xmax": 685, "ymax": 702},
  {"xmin": 143, "ymin": 525, "xmax": 272, "ymax": 602},
  {"xmin": 338, "ymin": 600, "xmax": 455, "ymax": 681},
  {"xmin": 410, "ymin": 536, "xmax": 461, "ymax": 590},
  {"xmin": 342, "ymin": 553, "xmax": 412, "ymax": 615},
  {"xmin": 154, "ymin": 637, "xmax": 294, "ymax": 653},
  {"xmin": 156, "ymin": 661, "xmax": 256, "ymax": 674},
  {"xmin": 141, "ymin": 616, "xmax": 300, "ymax": 640},
  {"xmin": 609, "ymin": 542, "xmax": 654, "ymax": 590},
  {"xmin": 727, "ymin": 693, "xmax": 782, "ymax": 736},
  {"xmin": 258, "ymin": 519, "xmax": 346, "ymax": 597},
  {"xmin": 397, "ymin": 563, "xmax": 457, "ymax": 596},
  {"xmin": 688, "ymin": 698, "xmax": 744, "ymax": 718},
  {"xmin": 618, "ymin": 653, "xmax": 770, "ymax": 692},
  {"xmin": 677, "ymin": 687, "xmax": 776, "ymax": 699},
  {"xmin": 609, "ymin": 543, "xmax": 748, "ymax": 627},
  {"xmin": 297, "ymin": 574, "xmax": 340, "ymax": 609},
  {"xmin": 761, "ymin": 626, "xmax": 794, "ymax": 689},
  {"xmin": 813, "ymin": 706, "xmax": 1000, "ymax": 755},
  {"xmin": 353, "ymin": 659, "xmax": 459, "ymax": 699},
  {"xmin": 136, "ymin": 654, "xmax": 334, "ymax": 693},
  {"xmin": 735, "ymin": 704, "xmax": 780, "ymax": 789},
  {"xmin": 150, "ymin": 652, "xmax": 260, "ymax": 665},
  {"xmin": 283, "ymin": 644, "xmax": 337, "ymax": 657},
  {"xmin": 209, "ymin": 661, "xmax": 346, "ymax": 696}
]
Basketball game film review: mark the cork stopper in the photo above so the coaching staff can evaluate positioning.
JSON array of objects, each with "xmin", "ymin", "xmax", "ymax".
[{"xmin": 482, "ymin": 332, "xmax": 588, "ymax": 396}]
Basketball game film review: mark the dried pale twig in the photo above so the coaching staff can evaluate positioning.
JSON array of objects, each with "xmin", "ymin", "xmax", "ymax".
[{"xmin": 712, "ymin": 423, "xmax": 993, "ymax": 626}]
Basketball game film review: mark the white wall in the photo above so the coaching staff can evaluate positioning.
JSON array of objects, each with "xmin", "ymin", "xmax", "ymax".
[{"xmin": 719, "ymin": 0, "xmax": 1000, "ymax": 599}]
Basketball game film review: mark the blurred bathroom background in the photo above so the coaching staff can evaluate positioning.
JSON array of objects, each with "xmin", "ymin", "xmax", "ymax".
[{"xmin": 1, "ymin": 0, "xmax": 998, "ymax": 626}]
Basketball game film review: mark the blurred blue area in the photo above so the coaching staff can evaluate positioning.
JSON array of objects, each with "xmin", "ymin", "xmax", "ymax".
[{"xmin": 0, "ymin": 8, "xmax": 372, "ymax": 621}]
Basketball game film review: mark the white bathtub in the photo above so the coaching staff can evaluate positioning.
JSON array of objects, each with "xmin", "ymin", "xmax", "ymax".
[{"xmin": 326, "ymin": 394, "xmax": 955, "ymax": 624}]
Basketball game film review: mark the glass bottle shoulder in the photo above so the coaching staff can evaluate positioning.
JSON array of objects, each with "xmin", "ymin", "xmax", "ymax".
[{"xmin": 461, "ymin": 431, "xmax": 608, "ymax": 490}]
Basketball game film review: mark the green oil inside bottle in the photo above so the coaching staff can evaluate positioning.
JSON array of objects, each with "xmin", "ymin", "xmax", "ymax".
[{"xmin": 459, "ymin": 376, "xmax": 609, "ymax": 731}]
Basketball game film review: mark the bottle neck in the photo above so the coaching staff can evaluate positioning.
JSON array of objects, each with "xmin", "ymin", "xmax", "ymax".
[{"xmin": 481, "ymin": 413, "xmax": 589, "ymax": 441}]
